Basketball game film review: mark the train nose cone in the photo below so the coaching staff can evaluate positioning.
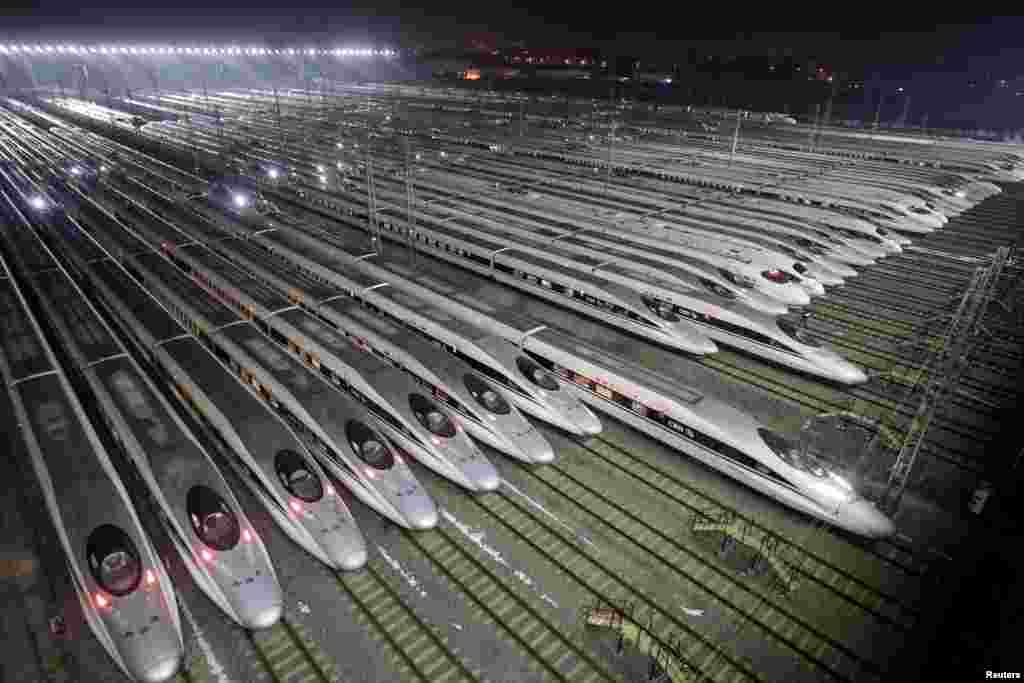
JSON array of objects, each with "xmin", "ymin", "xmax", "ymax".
[
  {"xmin": 569, "ymin": 403, "xmax": 603, "ymax": 437},
  {"xmin": 332, "ymin": 542, "xmax": 368, "ymax": 572},
  {"xmin": 840, "ymin": 500, "xmax": 896, "ymax": 539},
  {"xmin": 323, "ymin": 529, "xmax": 368, "ymax": 571},
  {"xmin": 671, "ymin": 323, "xmax": 717, "ymax": 354},
  {"xmin": 834, "ymin": 361, "xmax": 868, "ymax": 385},
  {"xmin": 401, "ymin": 494, "xmax": 439, "ymax": 530},
  {"xmin": 464, "ymin": 457, "xmax": 501, "ymax": 492},
  {"xmin": 763, "ymin": 284, "xmax": 810, "ymax": 306},
  {"xmin": 137, "ymin": 655, "xmax": 183, "ymax": 683},
  {"xmin": 237, "ymin": 574, "xmax": 284, "ymax": 630},
  {"xmin": 799, "ymin": 278, "xmax": 826, "ymax": 296}
]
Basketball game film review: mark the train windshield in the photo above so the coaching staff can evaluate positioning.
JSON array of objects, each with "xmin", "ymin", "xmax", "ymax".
[
  {"xmin": 717, "ymin": 268, "xmax": 755, "ymax": 289},
  {"xmin": 275, "ymin": 449, "xmax": 324, "ymax": 502},
  {"xmin": 699, "ymin": 278, "xmax": 737, "ymax": 299},
  {"xmin": 757, "ymin": 428, "xmax": 828, "ymax": 478},
  {"xmin": 409, "ymin": 394, "xmax": 457, "ymax": 437},
  {"xmin": 187, "ymin": 485, "xmax": 241, "ymax": 551},
  {"xmin": 86, "ymin": 525, "xmax": 142, "ymax": 597},
  {"xmin": 516, "ymin": 356, "xmax": 560, "ymax": 391},
  {"xmin": 641, "ymin": 297, "xmax": 680, "ymax": 322},
  {"xmin": 776, "ymin": 319, "xmax": 822, "ymax": 347},
  {"xmin": 346, "ymin": 420, "xmax": 395, "ymax": 470},
  {"xmin": 464, "ymin": 373, "xmax": 511, "ymax": 415}
]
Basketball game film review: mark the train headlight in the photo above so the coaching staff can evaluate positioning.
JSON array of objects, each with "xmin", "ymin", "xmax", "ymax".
[
  {"xmin": 29, "ymin": 195, "xmax": 48, "ymax": 211},
  {"xmin": 94, "ymin": 592, "xmax": 110, "ymax": 608},
  {"xmin": 267, "ymin": 168, "xmax": 279, "ymax": 179},
  {"xmin": 232, "ymin": 193, "xmax": 248, "ymax": 208},
  {"xmin": 145, "ymin": 569, "xmax": 157, "ymax": 586}
]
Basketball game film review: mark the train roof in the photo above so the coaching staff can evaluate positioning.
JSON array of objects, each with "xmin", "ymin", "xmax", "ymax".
[
  {"xmin": 89, "ymin": 259, "xmax": 186, "ymax": 344},
  {"xmin": 223, "ymin": 236, "xmax": 343, "ymax": 302},
  {"xmin": 0, "ymin": 279, "xmax": 53, "ymax": 380},
  {"xmin": 134, "ymin": 251, "xmax": 240, "ymax": 327},
  {"xmin": 178, "ymin": 243, "xmax": 293, "ymax": 311},
  {"xmin": 32, "ymin": 269, "xmax": 125, "ymax": 363}
]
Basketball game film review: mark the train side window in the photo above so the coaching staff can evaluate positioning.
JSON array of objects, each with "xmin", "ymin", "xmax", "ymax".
[{"xmin": 86, "ymin": 525, "xmax": 142, "ymax": 597}]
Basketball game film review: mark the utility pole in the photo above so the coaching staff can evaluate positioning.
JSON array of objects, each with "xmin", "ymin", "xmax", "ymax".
[
  {"xmin": 404, "ymin": 137, "xmax": 416, "ymax": 266},
  {"xmin": 899, "ymin": 94, "xmax": 911, "ymax": 127},
  {"xmin": 604, "ymin": 118, "xmax": 616, "ymax": 197},
  {"xmin": 366, "ymin": 138, "xmax": 381, "ymax": 255},
  {"xmin": 921, "ymin": 113, "xmax": 929, "ymax": 136},
  {"xmin": 808, "ymin": 103, "xmax": 821, "ymax": 150},
  {"xmin": 872, "ymin": 92, "xmax": 883, "ymax": 130},
  {"xmin": 273, "ymin": 86, "xmax": 285, "ymax": 171},
  {"xmin": 729, "ymin": 108, "xmax": 742, "ymax": 166}
]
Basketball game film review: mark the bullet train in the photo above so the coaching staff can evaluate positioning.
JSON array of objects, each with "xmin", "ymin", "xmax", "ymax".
[
  {"xmin": 188, "ymin": 229, "xmax": 555, "ymax": 463},
  {"xmin": 6, "ymin": 118, "xmax": 603, "ymax": 443},
  {"xmin": 146, "ymin": 236, "xmax": 502, "ymax": 493},
  {"xmin": 60, "ymin": 239, "xmax": 369, "ymax": 571},
  {"xmin": 522, "ymin": 325, "xmax": 895, "ymax": 537},
  {"xmin": 197, "ymin": 221, "xmax": 604, "ymax": 437},
  {"xmin": 102, "ymin": 239, "xmax": 441, "ymax": 529},
  {"xmin": 0, "ymin": 256, "xmax": 184, "ymax": 683},
  {"xmin": 0, "ymin": 185, "xmax": 287, "ymax": 630},
  {"xmin": 283, "ymin": 183, "xmax": 717, "ymax": 354},
  {"xmin": 280, "ymin": 214, "xmax": 866, "ymax": 384}
]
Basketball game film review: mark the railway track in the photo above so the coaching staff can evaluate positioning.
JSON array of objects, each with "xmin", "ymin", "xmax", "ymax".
[
  {"xmin": 402, "ymin": 524, "xmax": 623, "ymax": 683},
  {"xmin": 246, "ymin": 615, "xmax": 338, "ymax": 683},
  {"xmin": 490, "ymin": 453, "xmax": 896, "ymax": 683},
  {"xmin": 333, "ymin": 556, "xmax": 484, "ymax": 683},
  {"xmin": 575, "ymin": 432, "xmax": 927, "ymax": 604}
]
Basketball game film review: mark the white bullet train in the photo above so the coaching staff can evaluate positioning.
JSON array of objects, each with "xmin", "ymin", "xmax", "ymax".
[
  {"xmin": 0, "ymin": 255, "xmax": 184, "ymax": 683},
  {"xmin": 293, "ymin": 214, "xmax": 866, "ymax": 384},
  {"xmin": 0, "ymin": 186, "xmax": 287, "ymax": 630},
  {"xmin": 70, "ymin": 250, "xmax": 369, "ymax": 571},
  {"xmin": 152, "ymin": 238, "xmax": 502, "ymax": 493},
  {"xmin": 201, "ymin": 222, "xmax": 604, "ymax": 437},
  {"xmin": 520, "ymin": 326, "xmax": 895, "ymax": 538},
  {"xmin": 194, "ymin": 231, "xmax": 555, "ymax": 463},
  {"xmin": 121, "ymin": 245, "xmax": 442, "ymax": 528}
]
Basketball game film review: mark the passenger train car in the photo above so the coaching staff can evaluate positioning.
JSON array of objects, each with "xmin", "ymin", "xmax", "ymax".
[
  {"xmin": 270, "ymin": 213, "xmax": 867, "ymax": 384},
  {"xmin": 45, "ymin": 221, "xmax": 369, "ymax": 570},
  {"xmin": 0, "ymin": 188, "xmax": 285, "ymax": 629},
  {"xmin": 111, "ymin": 241, "xmax": 442, "ymax": 527},
  {"xmin": 182, "ymin": 230, "xmax": 555, "ymax": 463},
  {"xmin": 154, "ymin": 238, "xmax": 502, "ymax": 492},
  {"xmin": 0, "ymin": 249, "xmax": 184, "ymax": 683},
  {"xmin": 525, "ymin": 312, "xmax": 895, "ymax": 537}
]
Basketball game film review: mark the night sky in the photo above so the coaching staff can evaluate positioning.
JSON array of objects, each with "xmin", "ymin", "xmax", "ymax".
[
  {"xmin": 1, "ymin": 3, "xmax": 1016, "ymax": 72},
  {"xmin": 3, "ymin": 4, "xmax": 1023, "ymax": 128}
]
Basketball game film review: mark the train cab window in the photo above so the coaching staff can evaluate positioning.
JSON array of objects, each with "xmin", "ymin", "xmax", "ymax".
[
  {"xmin": 275, "ymin": 449, "xmax": 324, "ymax": 502},
  {"xmin": 699, "ymin": 278, "xmax": 736, "ymax": 299},
  {"xmin": 777, "ymin": 319, "xmax": 821, "ymax": 347},
  {"xmin": 641, "ymin": 297, "xmax": 680, "ymax": 322},
  {"xmin": 345, "ymin": 420, "xmax": 395, "ymax": 470},
  {"xmin": 86, "ymin": 525, "xmax": 142, "ymax": 597},
  {"xmin": 187, "ymin": 485, "xmax": 241, "ymax": 551},
  {"xmin": 464, "ymin": 373, "xmax": 511, "ymax": 415},
  {"xmin": 717, "ymin": 268, "xmax": 755, "ymax": 288},
  {"xmin": 409, "ymin": 394, "xmax": 457, "ymax": 437},
  {"xmin": 516, "ymin": 356, "xmax": 560, "ymax": 391},
  {"xmin": 757, "ymin": 427, "xmax": 826, "ymax": 477},
  {"xmin": 761, "ymin": 269, "xmax": 798, "ymax": 284},
  {"xmin": 792, "ymin": 262, "xmax": 808, "ymax": 274}
]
